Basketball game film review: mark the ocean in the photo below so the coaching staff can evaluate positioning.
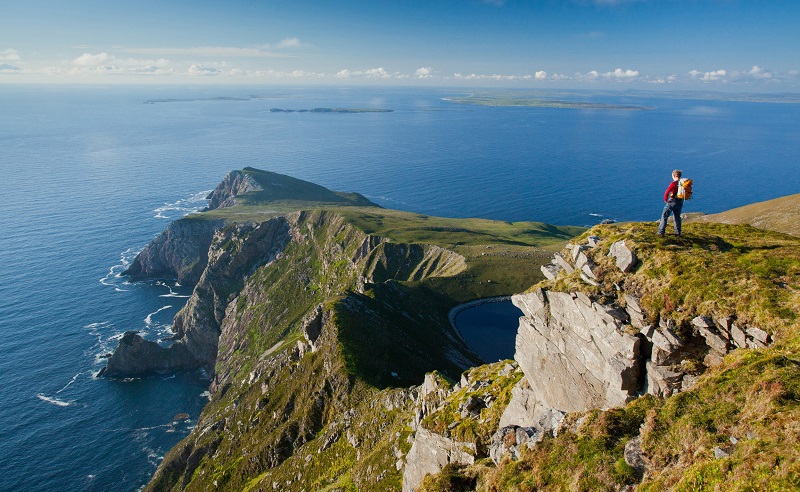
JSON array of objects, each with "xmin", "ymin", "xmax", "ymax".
[{"xmin": 0, "ymin": 84, "xmax": 798, "ymax": 491}]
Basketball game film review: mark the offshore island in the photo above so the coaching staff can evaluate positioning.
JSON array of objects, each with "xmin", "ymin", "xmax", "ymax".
[{"xmin": 104, "ymin": 167, "xmax": 800, "ymax": 491}]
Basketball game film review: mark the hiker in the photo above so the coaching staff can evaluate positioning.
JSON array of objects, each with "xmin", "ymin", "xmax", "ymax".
[{"xmin": 657, "ymin": 169, "xmax": 684, "ymax": 236}]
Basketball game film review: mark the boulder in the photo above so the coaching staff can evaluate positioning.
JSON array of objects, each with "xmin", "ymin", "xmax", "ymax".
[
  {"xmin": 587, "ymin": 236, "xmax": 601, "ymax": 247},
  {"xmin": 541, "ymin": 263, "xmax": 561, "ymax": 280},
  {"xmin": 624, "ymin": 436, "xmax": 646, "ymax": 473},
  {"xmin": 609, "ymin": 241, "xmax": 638, "ymax": 273},
  {"xmin": 553, "ymin": 253, "xmax": 575, "ymax": 274},
  {"xmin": 402, "ymin": 428, "xmax": 476, "ymax": 492},
  {"xmin": 646, "ymin": 361, "xmax": 684, "ymax": 398}
]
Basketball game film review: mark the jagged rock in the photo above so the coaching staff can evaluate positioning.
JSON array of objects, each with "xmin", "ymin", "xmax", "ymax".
[
  {"xmin": 460, "ymin": 396, "xmax": 486, "ymax": 418},
  {"xmin": 714, "ymin": 445, "xmax": 735, "ymax": 459},
  {"xmin": 489, "ymin": 425, "xmax": 538, "ymax": 464},
  {"xmin": 512, "ymin": 290, "xmax": 642, "ymax": 412},
  {"xmin": 646, "ymin": 361, "xmax": 684, "ymax": 397},
  {"xmin": 587, "ymin": 235, "xmax": 601, "ymax": 247},
  {"xmin": 541, "ymin": 263, "xmax": 561, "ymax": 280},
  {"xmin": 575, "ymin": 251, "xmax": 590, "ymax": 270},
  {"xmin": 302, "ymin": 305, "xmax": 325, "ymax": 351},
  {"xmin": 730, "ymin": 323, "xmax": 747, "ymax": 348},
  {"xmin": 553, "ymin": 253, "xmax": 575, "ymax": 274},
  {"xmin": 498, "ymin": 378, "xmax": 565, "ymax": 439},
  {"xmin": 608, "ymin": 240, "xmax": 638, "ymax": 273},
  {"xmin": 402, "ymin": 427, "xmax": 475, "ymax": 492},
  {"xmin": 747, "ymin": 326, "xmax": 770, "ymax": 346},
  {"xmin": 626, "ymin": 295, "xmax": 646, "ymax": 329},
  {"xmin": 681, "ymin": 374, "xmax": 699, "ymax": 391},
  {"xmin": 580, "ymin": 272, "xmax": 600, "ymax": 286},
  {"xmin": 624, "ymin": 436, "xmax": 646, "ymax": 472},
  {"xmin": 581, "ymin": 263, "xmax": 597, "ymax": 280},
  {"xmin": 657, "ymin": 321, "xmax": 685, "ymax": 349},
  {"xmin": 571, "ymin": 244, "xmax": 589, "ymax": 262},
  {"xmin": 693, "ymin": 316, "xmax": 730, "ymax": 354}
]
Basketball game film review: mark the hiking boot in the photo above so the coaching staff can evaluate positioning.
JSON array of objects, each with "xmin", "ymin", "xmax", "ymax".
[{"xmin": 656, "ymin": 232, "xmax": 664, "ymax": 237}]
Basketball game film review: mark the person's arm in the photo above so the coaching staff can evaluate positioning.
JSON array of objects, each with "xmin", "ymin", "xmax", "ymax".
[{"xmin": 664, "ymin": 182, "xmax": 677, "ymax": 202}]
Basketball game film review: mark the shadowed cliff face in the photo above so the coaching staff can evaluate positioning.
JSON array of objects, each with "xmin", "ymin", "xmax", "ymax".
[{"xmin": 122, "ymin": 218, "xmax": 224, "ymax": 285}]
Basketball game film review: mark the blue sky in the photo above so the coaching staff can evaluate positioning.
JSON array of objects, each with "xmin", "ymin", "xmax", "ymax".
[{"xmin": 2, "ymin": 0, "xmax": 799, "ymax": 90}]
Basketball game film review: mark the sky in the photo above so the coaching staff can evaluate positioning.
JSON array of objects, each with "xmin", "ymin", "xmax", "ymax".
[{"xmin": 2, "ymin": 0, "xmax": 799, "ymax": 91}]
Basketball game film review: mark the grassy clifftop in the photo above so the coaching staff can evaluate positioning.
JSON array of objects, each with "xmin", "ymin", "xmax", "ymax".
[{"xmin": 422, "ymin": 221, "xmax": 800, "ymax": 491}]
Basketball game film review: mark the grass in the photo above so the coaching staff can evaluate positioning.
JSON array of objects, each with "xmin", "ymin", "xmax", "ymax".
[{"xmin": 542, "ymin": 222, "xmax": 800, "ymax": 343}]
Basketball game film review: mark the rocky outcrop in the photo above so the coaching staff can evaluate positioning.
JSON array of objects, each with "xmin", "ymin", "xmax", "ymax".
[
  {"xmin": 513, "ymin": 288, "xmax": 641, "ymax": 412},
  {"xmin": 402, "ymin": 427, "xmax": 476, "ymax": 492},
  {"xmin": 123, "ymin": 218, "xmax": 224, "ymax": 285},
  {"xmin": 205, "ymin": 170, "xmax": 263, "ymax": 210},
  {"xmin": 99, "ymin": 331, "xmax": 197, "ymax": 377}
]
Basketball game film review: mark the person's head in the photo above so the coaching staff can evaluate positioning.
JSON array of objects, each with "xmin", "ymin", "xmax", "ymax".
[{"xmin": 672, "ymin": 169, "xmax": 682, "ymax": 180}]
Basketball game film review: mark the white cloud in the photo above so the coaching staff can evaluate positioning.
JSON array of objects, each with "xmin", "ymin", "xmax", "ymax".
[
  {"xmin": 606, "ymin": 68, "xmax": 640, "ymax": 79},
  {"xmin": 188, "ymin": 64, "xmax": 221, "ymax": 76},
  {"xmin": 73, "ymin": 52, "xmax": 114, "ymax": 67},
  {"xmin": 746, "ymin": 65, "xmax": 774, "ymax": 79},
  {"xmin": 415, "ymin": 67, "xmax": 432, "ymax": 79},
  {"xmin": 1, "ymin": 48, "xmax": 21, "ymax": 62},
  {"xmin": 275, "ymin": 37, "xmax": 305, "ymax": 49},
  {"xmin": 535, "ymin": 71, "xmax": 547, "ymax": 79},
  {"xmin": 689, "ymin": 69, "xmax": 727, "ymax": 82},
  {"xmin": 336, "ymin": 69, "xmax": 351, "ymax": 78}
]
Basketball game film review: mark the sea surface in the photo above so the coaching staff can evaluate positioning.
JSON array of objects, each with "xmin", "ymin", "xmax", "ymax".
[{"xmin": 1, "ymin": 84, "xmax": 798, "ymax": 491}]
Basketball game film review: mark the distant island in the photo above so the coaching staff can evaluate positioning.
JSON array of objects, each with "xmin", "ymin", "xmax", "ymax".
[
  {"xmin": 268, "ymin": 108, "xmax": 393, "ymax": 113},
  {"xmin": 445, "ymin": 93, "xmax": 653, "ymax": 110}
]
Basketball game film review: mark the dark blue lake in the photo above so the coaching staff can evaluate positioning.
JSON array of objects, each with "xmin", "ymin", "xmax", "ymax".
[
  {"xmin": 1, "ymin": 84, "xmax": 798, "ymax": 491},
  {"xmin": 455, "ymin": 301, "xmax": 524, "ymax": 363}
]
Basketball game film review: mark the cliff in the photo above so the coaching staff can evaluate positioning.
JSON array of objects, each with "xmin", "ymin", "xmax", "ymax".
[{"xmin": 104, "ymin": 168, "xmax": 580, "ymax": 490}]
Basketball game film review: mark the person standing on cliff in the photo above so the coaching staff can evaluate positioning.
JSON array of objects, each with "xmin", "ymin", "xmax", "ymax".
[{"xmin": 657, "ymin": 169, "xmax": 684, "ymax": 237}]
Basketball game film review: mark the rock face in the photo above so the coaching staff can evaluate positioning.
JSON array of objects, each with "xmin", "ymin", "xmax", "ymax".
[
  {"xmin": 105, "ymin": 218, "xmax": 292, "ymax": 376},
  {"xmin": 122, "ymin": 218, "xmax": 224, "ymax": 285},
  {"xmin": 512, "ymin": 288, "xmax": 642, "ymax": 412}
]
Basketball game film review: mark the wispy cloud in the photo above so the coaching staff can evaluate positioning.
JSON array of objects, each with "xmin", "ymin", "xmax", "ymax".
[
  {"xmin": 336, "ymin": 67, "xmax": 397, "ymax": 79},
  {"xmin": 118, "ymin": 38, "xmax": 310, "ymax": 58},
  {"xmin": 0, "ymin": 63, "xmax": 21, "ymax": 72},
  {"xmin": 1, "ymin": 48, "xmax": 21, "ymax": 61}
]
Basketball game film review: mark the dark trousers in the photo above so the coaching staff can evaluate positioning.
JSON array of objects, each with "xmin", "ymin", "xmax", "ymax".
[{"xmin": 658, "ymin": 199, "xmax": 683, "ymax": 235}]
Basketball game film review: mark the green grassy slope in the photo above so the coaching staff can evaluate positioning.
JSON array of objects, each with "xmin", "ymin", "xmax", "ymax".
[{"xmin": 689, "ymin": 193, "xmax": 800, "ymax": 237}]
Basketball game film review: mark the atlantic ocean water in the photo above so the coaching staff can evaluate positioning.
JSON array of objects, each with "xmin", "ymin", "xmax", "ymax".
[{"xmin": 1, "ymin": 85, "xmax": 798, "ymax": 491}]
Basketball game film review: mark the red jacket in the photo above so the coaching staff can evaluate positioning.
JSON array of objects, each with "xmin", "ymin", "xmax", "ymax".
[{"xmin": 664, "ymin": 180, "xmax": 680, "ymax": 202}]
